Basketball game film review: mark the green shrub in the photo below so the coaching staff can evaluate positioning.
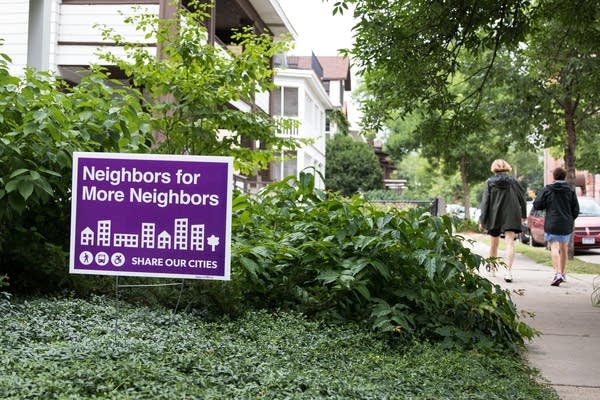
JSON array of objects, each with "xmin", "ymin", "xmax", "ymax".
[
  {"xmin": 231, "ymin": 172, "xmax": 536, "ymax": 352},
  {"xmin": 363, "ymin": 189, "xmax": 408, "ymax": 201},
  {"xmin": 0, "ymin": 53, "xmax": 152, "ymax": 294},
  {"xmin": 454, "ymin": 216, "xmax": 480, "ymax": 233},
  {"xmin": 0, "ymin": 274, "xmax": 9, "ymax": 315}
]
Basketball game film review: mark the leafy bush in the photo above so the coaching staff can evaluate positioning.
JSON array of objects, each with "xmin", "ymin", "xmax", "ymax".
[
  {"xmin": 0, "ymin": 274, "xmax": 9, "ymax": 314},
  {"xmin": 363, "ymin": 189, "xmax": 407, "ymax": 201},
  {"xmin": 1, "ymin": 0, "xmax": 298, "ymax": 292},
  {"xmin": 231, "ymin": 172, "xmax": 536, "ymax": 352},
  {"xmin": 454, "ymin": 216, "xmax": 481, "ymax": 233},
  {"xmin": 0, "ymin": 296, "xmax": 558, "ymax": 399},
  {"xmin": 0, "ymin": 53, "xmax": 152, "ymax": 293}
]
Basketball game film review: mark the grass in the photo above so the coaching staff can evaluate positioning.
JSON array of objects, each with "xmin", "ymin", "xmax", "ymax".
[
  {"xmin": 0, "ymin": 295, "xmax": 559, "ymax": 400},
  {"xmin": 468, "ymin": 232, "xmax": 600, "ymax": 275}
]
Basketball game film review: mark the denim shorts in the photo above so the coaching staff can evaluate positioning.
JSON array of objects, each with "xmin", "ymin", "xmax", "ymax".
[{"xmin": 544, "ymin": 233, "xmax": 571, "ymax": 243}]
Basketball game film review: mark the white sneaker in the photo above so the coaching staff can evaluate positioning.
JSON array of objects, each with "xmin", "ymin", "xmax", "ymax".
[
  {"xmin": 551, "ymin": 273, "xmax": 563, "ymax": 286},
  {"xmin": 504, "ymin": 273, "xmax": 512, "ymax": 282}
]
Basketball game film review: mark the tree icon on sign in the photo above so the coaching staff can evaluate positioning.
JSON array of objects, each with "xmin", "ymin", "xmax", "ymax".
[{"xmin": 207, "ymin": 235, "xmax": 219, "ymax": 251}]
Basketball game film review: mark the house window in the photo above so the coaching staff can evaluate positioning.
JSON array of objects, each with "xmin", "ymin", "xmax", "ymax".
[
  {"xmin": 283, "ymin": 87, "xmax": 298, "ymax": 116},
  {"xmin": 270, "ymin": 152, "xmax": 297, "ymax": 181},
  {"xmin": 271, "ymin": 87, "xmax": 298, "ymax": 117}
]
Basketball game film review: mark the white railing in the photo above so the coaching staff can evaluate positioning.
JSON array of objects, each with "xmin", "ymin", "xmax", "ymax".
[{"xmin": 275, "ymin": 117, "xmax": 300, "ymax": 137}]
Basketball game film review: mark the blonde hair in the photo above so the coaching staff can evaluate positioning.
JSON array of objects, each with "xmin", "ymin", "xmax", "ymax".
[{"xmin": 490, "ymin": 159, "xmax": 512, "ymax": 173}]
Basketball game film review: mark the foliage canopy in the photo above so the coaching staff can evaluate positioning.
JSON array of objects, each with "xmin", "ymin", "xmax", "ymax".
[
  {"xmin": 325, "ymin": 134, "xmax": 383, "ymax": 196},
  {"xmin": 334, "ymin": 0, "xmax": 600, "ymax": 181}
]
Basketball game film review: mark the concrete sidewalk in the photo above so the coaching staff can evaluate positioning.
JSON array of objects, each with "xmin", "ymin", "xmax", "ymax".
[{"xmin": 464, "ymin": 236, "xmax": 600, "ymax": 400}]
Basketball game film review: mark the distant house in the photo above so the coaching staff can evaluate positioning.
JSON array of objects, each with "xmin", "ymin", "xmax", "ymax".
[
  {"xmin": 543, "ymin": 149, "xmax": 600, "ymax": 201},
  {"xmin": 284, "ymin": 54, "xmax": 352, "ymax": 139},
  {"xmin": 252, "ymin": 53, "xmax": 333, "ymax": 190}
]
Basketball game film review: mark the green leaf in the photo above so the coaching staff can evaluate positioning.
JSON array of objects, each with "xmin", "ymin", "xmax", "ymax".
[
  {"xmin": 355, "ymin": 283, "xmax": 371, "ymax": 300},
  {"xmin": 5, "ymin": 180, "xmax": 18, "ymax": 193},
  {"xmin": 370, "ymin": 260, "xmax": 391, "ymax": 280},
  {"xmin": 7, "ymin": 193, "xmax": 25, "ymax": 212},
  {"xmin": 316, "ymin": 270, "xmax": 339, "ymax": 285},
  {"xmin": 18, "ymin": 180, "xmax": 34, "ymax": 200},
  {"xmin": 9, "ymin": 169, "xmax": 29, "ymax": 178},
  {"xmin": 250, "ymin": 246, "xmax": 271, "ymax": 258},
  {"xmin": 239, "ymin": 256, "xmax": 259, "ymax": 278}
]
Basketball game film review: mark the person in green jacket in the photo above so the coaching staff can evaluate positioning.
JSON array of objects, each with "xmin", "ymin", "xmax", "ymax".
[{"xmin": 479, "ymin": 159, "xmax": 527, "ymax": 282}]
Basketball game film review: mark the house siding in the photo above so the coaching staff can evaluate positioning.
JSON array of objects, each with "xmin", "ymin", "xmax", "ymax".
[
  {"xmin": 1, "ymin": 1, "xmax": 30, "ymax": 75},
  {"xmin": 57, "ymin": 4, "xmax": 158, "ymax": 66}
]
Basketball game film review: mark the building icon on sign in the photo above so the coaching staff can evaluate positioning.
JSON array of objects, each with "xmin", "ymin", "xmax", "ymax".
[
  {"xmin": 80, "ymin": 218, "xmax": 213, "ymax": 251},
  {"xmin": 174, "ymin": 218, "xmax": 188, "ymax": 250},
  {"xmin": 97, "ymin": 220, "xmax": 111, "ymax": 246},
  {"xmin": 157, "ymin": 230, "xmax": 171, "ymax": 249},
  {"xmin": 81, "ymin": 227, "xmax": 94, "ymax": 245},
  {"xmin": 141, "ymin": 223, "xmax": 155, "ymax": 248},
  {"xmin": 114, "ymin": 233, "xmax": 138, "ymax": 248},
  {"xmin": 191, "ymin": 224, "xmax": 205, "ymax": 251}
]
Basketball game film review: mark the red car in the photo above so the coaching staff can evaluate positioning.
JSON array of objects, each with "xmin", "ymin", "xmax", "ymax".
[{"xmin": 527, "ymin": 196, "xmax": 600, "ymax": 249}]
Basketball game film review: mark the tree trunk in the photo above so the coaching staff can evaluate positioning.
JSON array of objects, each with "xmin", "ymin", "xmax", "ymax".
[
  {"xmin": 563, "ymin": 95, "xmax": 577, "ymax": 259},
  {"xmin": 564, "ymin": 97, "xmax": 577, "ymax": 186},
  {"xmin": 460, "ymin": 155, "xmax": 471, "ymax": 220}
]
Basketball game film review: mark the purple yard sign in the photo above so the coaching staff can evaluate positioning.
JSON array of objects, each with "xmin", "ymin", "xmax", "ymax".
[{"xmin": 69, "ymin": 152, "xmax": 233, "ymax": 280}]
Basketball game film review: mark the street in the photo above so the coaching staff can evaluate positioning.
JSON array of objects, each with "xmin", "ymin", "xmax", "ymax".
[{"xmin": 574, "ymin": 248, "xmax": 600, "ymax": 264}]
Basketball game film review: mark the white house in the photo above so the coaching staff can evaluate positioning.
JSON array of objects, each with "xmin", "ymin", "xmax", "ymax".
[
  {"xmin": 0, "ymin": 0, "xmax": 337, "ymax": 191},
  {"xmin": 284, "ymin": 55, "xmax": 352, "ymax": 138},
  {"xmin": 269, "ymin": 62, "xmax": 333, "ymax": 189}
]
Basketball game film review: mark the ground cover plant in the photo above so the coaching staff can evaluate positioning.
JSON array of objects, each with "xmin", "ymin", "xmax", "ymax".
[{"xmin": 0, "ymin": 296, "xmax": 559, "ymax": 400}]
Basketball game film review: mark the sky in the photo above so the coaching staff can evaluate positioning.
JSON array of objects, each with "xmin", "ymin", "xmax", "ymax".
[
  {"xmin": 277, "ymin": 0, "xmax": 361, "ymax": 128},
  {"xmin": 277, "ymin": 0, "xmax": 356, "ymax": 56}
]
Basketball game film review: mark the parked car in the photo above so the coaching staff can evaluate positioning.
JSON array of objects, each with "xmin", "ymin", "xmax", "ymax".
[
  {"xmin": 469, "ymin": 208, "xmax": 481, "ymax": 222},
  {"xmin": 520, "ymin": 201, "xmax": 534, "ymax": 244},
  {"xmin": 527, "ymin": 196, "xmax": 600, "ymax": 249},
  {"xmin": 445, "ymin": 204, "xmax": 465, "ymax": 219}
]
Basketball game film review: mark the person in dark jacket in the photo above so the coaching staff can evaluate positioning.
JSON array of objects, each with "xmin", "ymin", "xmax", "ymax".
[
  {"xmin": 479, "ymin": 159, "xmax": 527, "ymax": 282},
  {"xmin": 533, "ymin": 167, "xmax": 579, "ymax": 286}
]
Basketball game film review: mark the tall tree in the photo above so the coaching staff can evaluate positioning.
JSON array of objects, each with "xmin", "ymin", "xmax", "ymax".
[
  {"xmin": 325, "ymin": 135, "xmax": 383, "ymax": 196},
  {"xmin": 516, "ymin": 1, "xmax": 600, "ymax": 181},
  {"xmin": 333, "ymin": 0, "xmax": 600, "ymax": 184},
  {"xmin": 334, "ymin": 0, "xmax": 529, "ymax": 128},
  {"xmin": 385, "ymin": 104, "xmax": 506, "ymax": 217}
]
